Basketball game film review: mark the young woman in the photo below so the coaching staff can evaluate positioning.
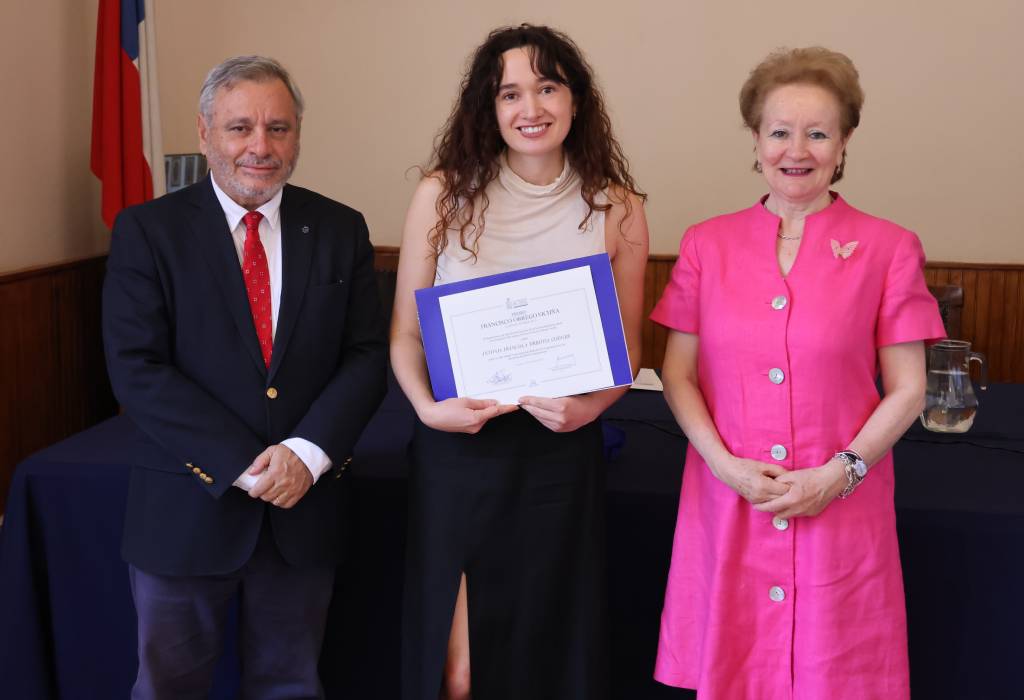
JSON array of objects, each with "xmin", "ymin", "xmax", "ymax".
[{"xmin": 390, "ymin": 24, "xmax": 649, "ymax": 700}]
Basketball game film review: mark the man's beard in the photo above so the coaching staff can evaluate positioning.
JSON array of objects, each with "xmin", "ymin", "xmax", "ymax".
[{"xmin": 207, "ymin": 145, "xmax": 299, "ymax": 206}]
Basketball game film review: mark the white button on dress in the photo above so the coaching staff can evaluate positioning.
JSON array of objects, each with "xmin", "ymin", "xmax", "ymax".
[
  {"xmin": 770, "ymin": 444, "xmax": 788, "ymax": 460},
  {"xmin": 772, "ymin": 516, "xmax": 789, "ymax": 531},
  {"xmin": 768, "ymin": 368, "xmax": 785, "ymax": 384},
  {"xmin": 771, "ymin": 295, "xmax": 788, "ymax": 310},
  {"xmin": 769, "ymin": 586, "xmax": 786, "ymax": 602}
]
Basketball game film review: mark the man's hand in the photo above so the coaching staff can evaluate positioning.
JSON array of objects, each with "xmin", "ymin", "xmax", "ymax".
[{"xmin": 246, "ymin": 444, "xmax": 314, "ymax": 508}]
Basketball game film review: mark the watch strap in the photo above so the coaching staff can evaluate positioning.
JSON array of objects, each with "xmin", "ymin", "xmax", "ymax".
[{"xmin": 835, "ymin": 450, "xmax": 867, "ymax": 499}]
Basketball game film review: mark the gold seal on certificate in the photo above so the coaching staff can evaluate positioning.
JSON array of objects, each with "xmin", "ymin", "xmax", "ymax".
[{"xmin": 416, "ymin": 254, "xmax": 633, "ymax": 403}]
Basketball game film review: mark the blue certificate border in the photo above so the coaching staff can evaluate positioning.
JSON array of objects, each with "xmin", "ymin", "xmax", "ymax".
[{"xmin": 415, "ymin": 253, "xmax": 632, "ymax": 401}]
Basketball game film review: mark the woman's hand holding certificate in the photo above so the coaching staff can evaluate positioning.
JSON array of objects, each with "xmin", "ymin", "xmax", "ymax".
[
  {"xmin": 418, "ymin": 396, "xmax": 519, "ymax": 434},
  {"xmin": 518, "ymin": 395, "xmax": 604, "ymax": 433}
]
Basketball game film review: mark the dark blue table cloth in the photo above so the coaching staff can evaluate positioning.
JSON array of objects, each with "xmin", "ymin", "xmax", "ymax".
[{"xmin": 1, "ymin": 382, "xmax": 1021, "ymax": 699}]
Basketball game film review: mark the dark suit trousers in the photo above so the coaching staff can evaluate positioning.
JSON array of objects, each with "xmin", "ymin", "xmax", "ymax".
[{"xmin": 129, "ymin": 517, "xmax": 334, "ymax": 700}]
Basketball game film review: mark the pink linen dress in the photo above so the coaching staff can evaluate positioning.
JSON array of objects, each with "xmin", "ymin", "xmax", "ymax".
[{"xmin": 650, "ymin": 194, "xmax": 945, "ymax": 699}]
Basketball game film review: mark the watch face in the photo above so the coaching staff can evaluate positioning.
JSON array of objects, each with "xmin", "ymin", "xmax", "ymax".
[{"xmin": 854, "ymin": 461, "xmax": 868, "ymax": 478}]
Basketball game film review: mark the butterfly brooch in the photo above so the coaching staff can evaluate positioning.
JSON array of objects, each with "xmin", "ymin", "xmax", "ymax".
[{"xmin": 830, "ymin": 239, "xmax": 859, "ymax": 259}]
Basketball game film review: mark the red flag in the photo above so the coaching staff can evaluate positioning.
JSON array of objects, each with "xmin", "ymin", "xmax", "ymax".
[{"xmin": 91, "ymin": 0, "xmax": 163, "ymax": 228}]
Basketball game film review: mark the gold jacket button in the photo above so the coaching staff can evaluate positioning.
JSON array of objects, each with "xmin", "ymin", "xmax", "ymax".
[
  {"xmin": 334, "ymin": 456, "xmax": 354, "ymax": 478},
  {"xmin": 266, "ymin": 387, "xmax": 279, "ymax": 399},
  {"xmin": 192, "ymin": 467, "xmax": 202, "ymax": 474}
]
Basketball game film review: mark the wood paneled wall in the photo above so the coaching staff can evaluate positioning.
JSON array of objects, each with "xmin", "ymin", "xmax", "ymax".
[
  {"xmin": 0, "ymin": 257, "xmax": 118, "ymax": 513},
  {"xmin": 377, "ymin": 247, "xmax": 1022, "ymax": 382},
  {"xmin": 1, "ymin": 249, "xmax": 1019, "ymax": 512},
  {"xmin": 641, "ymin": 256, "xmax": 1024, "ymax": 382},
  {"xmin": 640, "ymin": 255, "xmax": 677, "ymax": 373},
  {"xmin": 374, "ymin": 247, "xmax": 400, "ymax": 272},
  {"xmin": 923, "ymin": 263, "xmax": 1024, "ymax": 383}
]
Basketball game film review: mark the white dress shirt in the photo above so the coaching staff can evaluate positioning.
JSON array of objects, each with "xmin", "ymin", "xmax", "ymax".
[{"xmin": 209, "ymin": 174, "xmax": 333, "ymax": 491}]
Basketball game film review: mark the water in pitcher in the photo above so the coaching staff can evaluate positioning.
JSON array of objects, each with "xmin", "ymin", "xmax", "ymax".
[{"xmin": 921, "ymin": 368, "xmax": 978, "ymax": 432}]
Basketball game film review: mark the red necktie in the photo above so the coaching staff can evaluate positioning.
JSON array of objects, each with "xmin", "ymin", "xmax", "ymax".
[{"xmin": 242, "ymin": 211, "xmax": 273, "ymax": 367}]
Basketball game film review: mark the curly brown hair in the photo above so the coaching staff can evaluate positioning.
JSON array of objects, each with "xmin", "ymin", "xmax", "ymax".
[
  {"xmin": 740, "ymin": 47, "xmax": 864, "ymax": 184},
  {"xmin": 426, "ymin": 23, "xmax": 645, "ymax": 261}
]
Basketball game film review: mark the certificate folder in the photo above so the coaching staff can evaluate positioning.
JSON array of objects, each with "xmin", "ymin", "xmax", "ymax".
[{"xmin": 415, "ymin": 254, "xmax": 633, "ymax": 403}]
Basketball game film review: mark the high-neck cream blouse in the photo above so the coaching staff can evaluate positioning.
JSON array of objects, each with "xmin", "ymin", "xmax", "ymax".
[{"xmin": 435, "ymin": 155, "xmax": 606, "ymax": 284}]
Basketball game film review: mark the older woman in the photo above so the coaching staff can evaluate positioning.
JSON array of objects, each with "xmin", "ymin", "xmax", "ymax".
[{"xmin": 651, "ymin": 48, "xmax": 945, "ymax": 698}]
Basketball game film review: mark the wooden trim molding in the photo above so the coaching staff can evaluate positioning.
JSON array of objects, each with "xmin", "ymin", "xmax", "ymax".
[
  {"xmin": 373, "ymin": 246, "xmax": 400, "ymax": 272},
  {"xmin": 641, "ymin": 257, "xmax": 1024, "ymax": 382},
  {"xmin": 2, "ymin": 250, "xmax": 1019, "ymax": 511},
  {"xmin": 375, "ymin": 247, "xmax": 1022, "ymax": 381}
]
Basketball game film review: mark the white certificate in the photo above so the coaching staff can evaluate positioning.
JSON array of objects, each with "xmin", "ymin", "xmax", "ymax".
[{"xmin": 415, "ymin": 254, "xmax": 633, "ymax": 404}]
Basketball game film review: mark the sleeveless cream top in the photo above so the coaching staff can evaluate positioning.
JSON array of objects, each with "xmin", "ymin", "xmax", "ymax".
[{"xmin": 435, "ymin": 155, "xmax": 606, "ymax": 284}]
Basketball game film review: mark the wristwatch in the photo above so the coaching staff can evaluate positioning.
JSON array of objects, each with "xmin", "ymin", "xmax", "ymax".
[{"xmin": 835, "ymin": 450, "xmax": 868, "ymax": 499}]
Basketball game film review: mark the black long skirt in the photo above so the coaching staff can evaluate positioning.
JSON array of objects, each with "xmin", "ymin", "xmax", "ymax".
[{"xmin": 401, "ymin": 409, "xmax": 609, "ymax": 700}]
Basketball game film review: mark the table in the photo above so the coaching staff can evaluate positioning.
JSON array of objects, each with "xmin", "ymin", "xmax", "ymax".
[{"xmin": 1, "ymin": 381, "xmax": 1021, "ymax": 699}]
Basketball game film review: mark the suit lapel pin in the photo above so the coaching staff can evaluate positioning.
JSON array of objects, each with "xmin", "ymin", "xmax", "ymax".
[{"xmin": 301, "ymin": 225, "xmax": 310, "ymax": 234}]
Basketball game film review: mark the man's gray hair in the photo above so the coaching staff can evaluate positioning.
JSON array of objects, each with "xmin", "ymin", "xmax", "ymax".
[{"xmin": 198, "ymin": 55, "xmax": 305, "ymax": 123}]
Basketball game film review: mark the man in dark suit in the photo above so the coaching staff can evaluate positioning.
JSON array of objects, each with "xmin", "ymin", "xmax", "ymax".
[{"xmin": 102, "ymin": 56, "xmax": 387, "ymax": 699}]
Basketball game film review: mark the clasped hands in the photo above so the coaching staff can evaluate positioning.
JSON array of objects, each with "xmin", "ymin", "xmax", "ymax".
[
  {"xmin": 710, "ymin": 455, "xmax": 848, "ymax": 519},
  {"xmin": 418, "ymin": 395, "xmax": 596, "ymax": 434},
  {"xmin": 245, "ymin": 444, "xmax": 313, "ymax": 509}
]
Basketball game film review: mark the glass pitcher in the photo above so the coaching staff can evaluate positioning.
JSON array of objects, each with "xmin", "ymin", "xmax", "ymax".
[{"xmin": 920, "ymin": 339, "xmax": 987, "ymax": 433}]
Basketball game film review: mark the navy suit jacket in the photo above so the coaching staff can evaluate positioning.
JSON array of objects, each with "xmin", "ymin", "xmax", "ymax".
[{"xmin": 102, "ymin": 177, "xmax": 387, "ymax": 576}]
